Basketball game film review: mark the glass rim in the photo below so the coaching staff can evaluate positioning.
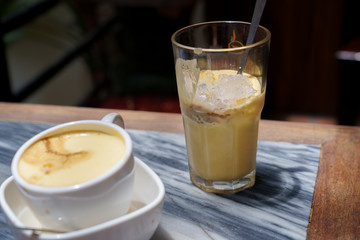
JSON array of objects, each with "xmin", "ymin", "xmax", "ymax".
[{"xmin": 171, "ymin": 21, "xmax": 271, "ymax": 53}]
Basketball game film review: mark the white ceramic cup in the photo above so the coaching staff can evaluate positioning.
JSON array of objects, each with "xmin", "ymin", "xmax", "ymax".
[{"xmin": 11, "ymin": 113, "xmax": 134, "ymax": 232}]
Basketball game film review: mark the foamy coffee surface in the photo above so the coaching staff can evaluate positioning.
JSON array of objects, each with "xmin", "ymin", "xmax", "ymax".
[{"xmin": 18, "ymin": 130, "xmax": 126, "ymax": 187}]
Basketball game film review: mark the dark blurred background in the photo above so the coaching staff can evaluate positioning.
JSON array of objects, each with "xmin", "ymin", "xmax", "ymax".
[{"xmin": 1, "ymin": 0, "xmax": 359, "ymax": 125}]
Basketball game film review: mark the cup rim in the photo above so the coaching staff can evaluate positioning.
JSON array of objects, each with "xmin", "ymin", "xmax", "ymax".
[
  {"xmin": 171, "ymin": 20, "xmax": 271, "ymax": 53},
  {"xmin": 11, "ymin": 120, "xmax": 133, "ymax": 194}
]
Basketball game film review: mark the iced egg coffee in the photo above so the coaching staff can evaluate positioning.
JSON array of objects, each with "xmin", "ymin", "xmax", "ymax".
[
  {"xmin": 18, "ymin": 130, "xmax": 126, "ymax": 187},
  {"xmin": 180, "ymin": 69, "xmax": 264, "ymax": 182}
]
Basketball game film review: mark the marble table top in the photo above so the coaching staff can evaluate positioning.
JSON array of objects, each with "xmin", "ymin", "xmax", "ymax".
[{"xmin": 0, "ymin": 121, "xmax": 321, "ymax": 240}]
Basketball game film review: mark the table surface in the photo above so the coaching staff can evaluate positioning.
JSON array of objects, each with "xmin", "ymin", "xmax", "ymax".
[{"xmin": 0, "ymin": 102, "xmax": 359, "ymax": 239}]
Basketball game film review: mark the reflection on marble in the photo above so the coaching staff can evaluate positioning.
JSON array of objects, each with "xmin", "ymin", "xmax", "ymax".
[{"xmin": 0, "ymin": 121, "xmax": 321, "ymax": 240}]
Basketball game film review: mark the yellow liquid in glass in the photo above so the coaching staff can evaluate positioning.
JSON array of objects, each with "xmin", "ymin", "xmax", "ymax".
[{"xmin": 180, "ymin": 70, "xmax": 265, "ymax": 181}]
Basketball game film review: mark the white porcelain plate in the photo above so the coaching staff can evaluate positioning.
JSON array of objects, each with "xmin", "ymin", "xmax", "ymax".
[{"xmin": 0, "ymin": 157, "xmax": 165, "ymax": 240}]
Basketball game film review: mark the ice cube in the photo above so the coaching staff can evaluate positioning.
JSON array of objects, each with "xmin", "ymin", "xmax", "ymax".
[
  {"xmin": 194, "ymin": 84, "xmax": 209, "ymax": 103},
  {"xmin": 192, "ymin": 70, "xmax": 258, "ymax": 112},
  {"xmin": 214, "ymin": 74, "xmax": 256, "ymax": 106},
  {"xmin": 175, "ymin": 59, "xmax": 200, "ymax": 98}
]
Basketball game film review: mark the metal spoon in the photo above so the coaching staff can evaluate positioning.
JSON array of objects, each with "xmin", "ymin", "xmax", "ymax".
[
  {"xmin": 0, "ymin": 225, "xmax": 68, "ymax": 235},
  {"xmin": 238, "ymin": 0, "xmax": 267, "ymax": 74}
]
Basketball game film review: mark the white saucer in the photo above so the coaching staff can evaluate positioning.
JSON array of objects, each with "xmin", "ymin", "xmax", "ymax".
[{"xmin": 0, "ymin": 157, "xmax": 165, "ymax": 240}]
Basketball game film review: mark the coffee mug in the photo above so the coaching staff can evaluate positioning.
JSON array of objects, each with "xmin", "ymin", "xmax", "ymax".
[{"xmin": 11, "ymin": 113, "xmax": 134, "ymax": 232}]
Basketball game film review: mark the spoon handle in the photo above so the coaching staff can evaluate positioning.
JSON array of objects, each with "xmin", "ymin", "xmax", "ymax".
[
  {"xmin": 238, "ymin": 0, "xmax": 267, "ymax": 74},
  {"xmin": 0, "ymin": 225, "xmax": 67, "ymax": 235}
]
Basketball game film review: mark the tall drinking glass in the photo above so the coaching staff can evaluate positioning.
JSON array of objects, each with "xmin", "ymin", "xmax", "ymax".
[{"xmin": 171, "ymin": 21, "xmax": 270, "ymax": 193}]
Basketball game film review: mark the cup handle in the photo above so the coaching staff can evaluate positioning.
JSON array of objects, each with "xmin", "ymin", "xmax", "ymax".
[{"xmin": 101, "ymin": 113, "xmax": 125, "ymax": 128}]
